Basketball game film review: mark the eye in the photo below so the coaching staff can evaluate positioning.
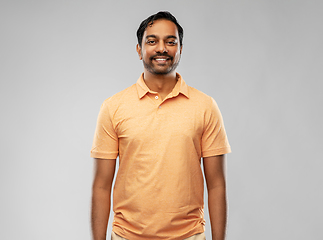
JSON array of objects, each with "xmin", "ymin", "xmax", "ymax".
[
  {"xmin": 167, "ymin": 41, "xmax": 177, "ymax": 45},
  {"xmin": 146, "ymin": 40, "xmax": 156, "ymax": 45}
]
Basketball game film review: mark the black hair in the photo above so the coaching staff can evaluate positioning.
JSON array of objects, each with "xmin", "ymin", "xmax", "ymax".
[{"xmin": 136, "ymin": 11, "xmax": 183, "ymax": 47}]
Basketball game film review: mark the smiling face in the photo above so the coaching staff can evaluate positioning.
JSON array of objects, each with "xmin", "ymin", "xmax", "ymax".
[{"xmin": 136, "ymin": 19, "xmax": 182, "ymax": 75}]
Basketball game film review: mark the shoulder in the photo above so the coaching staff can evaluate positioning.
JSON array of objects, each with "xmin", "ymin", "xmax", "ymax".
[
  {"xmin": 101, "ymin": 84, "xmax": 137, "ymax": 109},
  {"xmin": 187, "ymin": 85, "xmax": 215, "ymax": 107},
  {"xmin": 186, "ymin": 86, "xmax": 223, "ymax": 120}
]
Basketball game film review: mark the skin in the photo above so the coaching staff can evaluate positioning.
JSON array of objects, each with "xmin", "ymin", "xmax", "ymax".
[
  {"xmin": 136, "ymin": 19, "xmax": 182, "ymax": 100},
  {"xmin": 91, "ymin": 19, "xmax": 227, "ymax": 240},
  {"xmin": 91, "ymin": 158, "xmax": 116, "ymax": 240},
  {"xmin": 203, "ymin": 155, "xmax": 227, "ymax": 240}
]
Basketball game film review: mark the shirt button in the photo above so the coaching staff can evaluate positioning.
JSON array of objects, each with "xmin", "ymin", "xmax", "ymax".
[{"xmin": 155, "ymin": 96, "xmax": 159, "ymax": 99}]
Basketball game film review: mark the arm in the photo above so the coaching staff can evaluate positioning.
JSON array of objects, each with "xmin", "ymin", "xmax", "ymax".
[
  {"xmin": 203, "ymin": 154, "xmax": 227, "ymax": 240},
  {"xmin": 91, "ymin": 158, "xmax": 116, "ymax": 240}
]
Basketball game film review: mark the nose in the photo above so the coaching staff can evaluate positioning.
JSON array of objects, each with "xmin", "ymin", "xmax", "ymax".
[{"xmin": 155, "ymin": 41, "xmax": 168, "ymax": 53}]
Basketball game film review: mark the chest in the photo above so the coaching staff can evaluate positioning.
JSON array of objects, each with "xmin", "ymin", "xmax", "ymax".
[{"xmin": 113, "ymin": 96, "xmax": 205, "ymax": 144}]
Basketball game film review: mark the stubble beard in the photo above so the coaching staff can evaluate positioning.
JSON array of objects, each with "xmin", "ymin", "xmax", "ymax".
[{"xmin": 142, "ymin": 56, "xmax": 181, "ymax": 75}]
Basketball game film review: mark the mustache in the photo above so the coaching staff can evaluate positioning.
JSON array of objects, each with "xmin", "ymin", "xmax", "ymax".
[{"xmin": 149, "ymin": 54, "xmax": 173, "ymax": 61}]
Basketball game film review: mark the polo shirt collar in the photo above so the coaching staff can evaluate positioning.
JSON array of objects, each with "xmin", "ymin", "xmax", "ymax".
[{"xmin": 136, "ymin": 73, "xmax": 189, "ymax": 99}]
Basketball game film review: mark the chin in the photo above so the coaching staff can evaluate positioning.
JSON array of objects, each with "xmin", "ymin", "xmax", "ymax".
[
  {"xmin": 152, "ymin": 71, "xmax": 171, "ymax": 75},
  {"xmin": 143, "ymin": 60, "xmax": 177, "ymax": 75}
]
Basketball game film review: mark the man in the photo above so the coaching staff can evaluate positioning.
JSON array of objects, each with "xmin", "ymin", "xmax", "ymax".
[{"xmin": 91, "ymin": 11, "xmax": 231, "ymax": 240}]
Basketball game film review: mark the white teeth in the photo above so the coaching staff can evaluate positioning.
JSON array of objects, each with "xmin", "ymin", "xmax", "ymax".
[{"xmin": 155, "ymin": 58, "xmax": 167, "ymax": 61}]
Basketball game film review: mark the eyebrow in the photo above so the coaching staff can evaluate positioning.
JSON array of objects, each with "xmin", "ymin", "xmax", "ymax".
[{"xmin": 145, "ymin": 34, "xmax": 178, "ymax": 40}]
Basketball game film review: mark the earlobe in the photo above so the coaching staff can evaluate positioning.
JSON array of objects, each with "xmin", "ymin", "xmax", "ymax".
[{"xmin": 136, "ymin": 44, "xmax": 142, "ymax": 60}]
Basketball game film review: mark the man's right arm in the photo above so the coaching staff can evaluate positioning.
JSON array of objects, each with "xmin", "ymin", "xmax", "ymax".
[{"xmin": 91, "ymin": 158, "xmax": 116, "ymax": 240}]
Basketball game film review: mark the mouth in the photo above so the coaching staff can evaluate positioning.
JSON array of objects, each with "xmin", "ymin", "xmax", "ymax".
[{"xmin": 151, "ymin": 55, "xmax": 172, "ymax": 64}]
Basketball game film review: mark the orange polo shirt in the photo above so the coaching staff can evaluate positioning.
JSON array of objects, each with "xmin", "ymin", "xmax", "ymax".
[{"xmin": 91, "ymin": 73, "xmax": 231, "ymax": 240}]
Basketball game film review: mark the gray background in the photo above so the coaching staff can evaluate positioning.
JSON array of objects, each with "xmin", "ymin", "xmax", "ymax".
[{"xmin": 1, "ymin": 0, "xmax": 322, "ymax": 239}]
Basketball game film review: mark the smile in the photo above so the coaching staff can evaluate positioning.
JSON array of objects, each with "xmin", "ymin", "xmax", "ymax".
[{"xmin": 152, "ymin": 57, "xmax": 171, "ymax": 63}]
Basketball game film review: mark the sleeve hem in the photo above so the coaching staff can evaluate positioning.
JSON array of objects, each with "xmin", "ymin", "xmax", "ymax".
[
  {"xmin": 202, "ymin": 146, "xmax": 231, "ymax": 158},
  {"xmin": 90, "ymin": 151, "xmax": 118, "ymax": 159}
]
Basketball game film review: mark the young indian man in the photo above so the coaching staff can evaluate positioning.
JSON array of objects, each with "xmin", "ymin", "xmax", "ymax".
[{"xmin": 91, "ymin": 11, "xmax": 231, "ymax": 240}]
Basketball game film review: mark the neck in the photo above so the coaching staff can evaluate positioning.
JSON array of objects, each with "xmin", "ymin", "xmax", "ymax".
[{"xmin": 143, "ymin": 70, "xmax": 177, "ymax": 99}]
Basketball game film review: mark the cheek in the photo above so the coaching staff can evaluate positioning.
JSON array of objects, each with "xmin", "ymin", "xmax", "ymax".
[
  {"xmin": 174, "ymin": 51, "xmax": 181, "ymax": 60},
  {"xmin": 142, "ymin": 51, "xmax": 151, "ymax": 60}
]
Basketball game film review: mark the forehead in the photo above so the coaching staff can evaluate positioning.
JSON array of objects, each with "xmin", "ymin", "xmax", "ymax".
[{"xmin": 143, "ymin": 19, "xmax": 179, "ymax": 38}]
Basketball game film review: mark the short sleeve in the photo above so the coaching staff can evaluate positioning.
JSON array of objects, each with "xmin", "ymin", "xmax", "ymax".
[
  {"xmin": 90, "ymin": 99, "xmax": 119, "ymax": 159},
  {"xmin": 201, "ymin": 97, "xmax": 231, "ymax": 157}
]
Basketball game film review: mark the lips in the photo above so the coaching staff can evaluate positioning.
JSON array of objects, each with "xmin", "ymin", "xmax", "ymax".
[
  {"xmin": 151, "ymin": 55, "xmax": 172, "ymax": 64},
  {"xmin": 154, "ymin": 57, "xmax": 169, "ymax": 60},
  {"xmin": 153, "ymin": 58, "xmax": 168, "ymax": 64},
  {"xmin": 151, "ymin": 54, "xmax": 172, "ymax": 59}
]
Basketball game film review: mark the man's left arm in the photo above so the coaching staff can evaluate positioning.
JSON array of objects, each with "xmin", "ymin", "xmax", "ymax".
[{"xmin": 203, "ymin": 154, "xmax": 227, "ymax": 240}]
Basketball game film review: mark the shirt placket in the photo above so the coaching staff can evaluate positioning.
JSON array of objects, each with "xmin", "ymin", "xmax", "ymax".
[
  {"xmin": 147, "ymin": 91, "xmax": 179, "ymax": 111},
  {"xmin": 147, "ymin": 92, "xmax": 162, "ymax": 109}
]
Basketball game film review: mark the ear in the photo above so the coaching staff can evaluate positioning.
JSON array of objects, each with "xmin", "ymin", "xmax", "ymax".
[
  {"xmin": 136, "ymin": 44, "xmax": 142, "ymax": 60},
  {"xmin": 180, "ymin": 45, "xmax": 183, "ymax": 54}
]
